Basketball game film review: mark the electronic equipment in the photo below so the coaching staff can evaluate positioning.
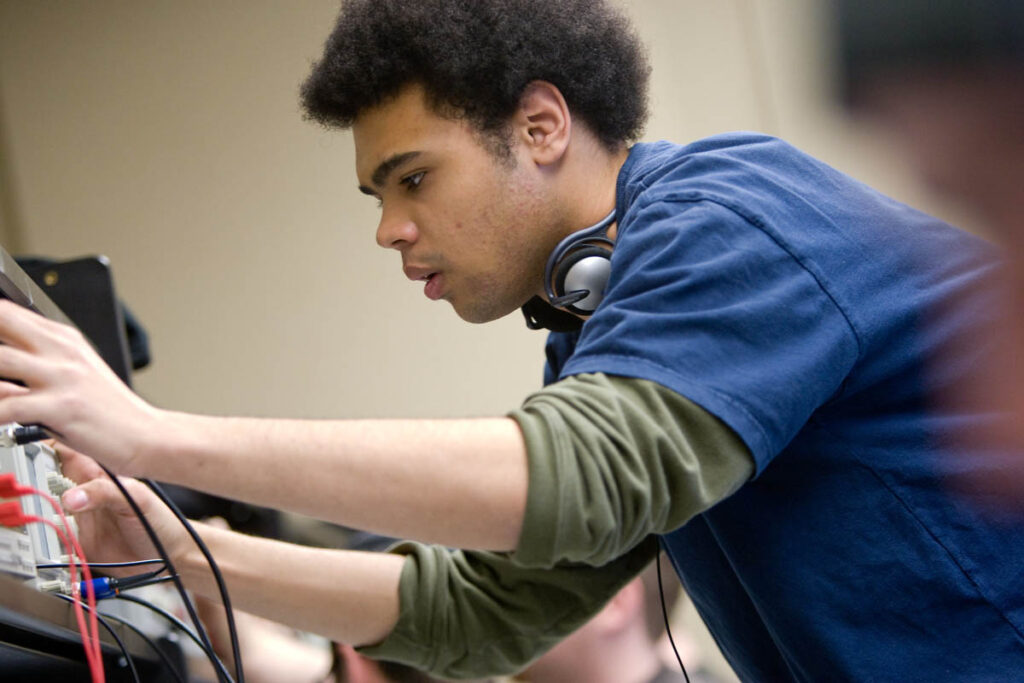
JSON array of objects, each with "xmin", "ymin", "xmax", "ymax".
[
  {"xmin": 0, "ymin": 248, "xmax": 76, "ymax": 328},
  {"xmin": 0, "ymin": 439, "xmax": 72, "ymax": 589},
  {"xmin": 14, "ymin": 255, "xmax": 136, "ymax": 386},
  {"xmin": 0, "ymin": 244, "xmax": 185, "ymax": 680}
]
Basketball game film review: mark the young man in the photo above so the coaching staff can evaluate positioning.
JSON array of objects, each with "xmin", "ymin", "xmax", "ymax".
[{"xmin": 0, "ymin": 1, "xmax": 1020, "ymax": 681}]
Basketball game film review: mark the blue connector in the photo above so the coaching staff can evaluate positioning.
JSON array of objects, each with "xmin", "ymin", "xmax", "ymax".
[{"xmin": 78, "ymin": 576, "xmax": 118, "ymax": 600}]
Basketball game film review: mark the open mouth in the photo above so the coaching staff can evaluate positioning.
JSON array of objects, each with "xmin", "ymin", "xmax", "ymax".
[{"xmin": 422, "ymin": 272, "xmax": 443, "ymax": 300}]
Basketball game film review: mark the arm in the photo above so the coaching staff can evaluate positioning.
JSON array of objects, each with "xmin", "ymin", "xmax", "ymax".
[
  {"xmin": 179, "ymin": 522, "xmax": 404, "ymax": 647},
  {"xmin": 0, "ymin": 300, "xmax": 528, "ymax": 550},
  {"xmin": 152, "ymin": 413, "xmax": 529, "ymax": 551},
  {"xmin": 58, "ymin": 447, "xmax": 405, "ymax": 647}
]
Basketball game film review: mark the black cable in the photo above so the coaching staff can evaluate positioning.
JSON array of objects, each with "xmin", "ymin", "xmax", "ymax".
[
  {"xmin": 96, "ymin": 610, "xmax": 189, "ymax": 683},
  {"xmin": 37, "ymin": 558, "xmax": 166, "ymax": 570},
  {"xmin": 96, "ymin": 462, "xmax": 233, "ymax": 683},
  {"xmin": 118, "ymin": 574, "xmax": 176, "ymax": 591},
  {"xmin": 115, "ymin": 592, "xmax": 235, "ymax": 683},
  {"xmin": 656, "ymin": 546, "xmax": 690, "ymax": 683},
  {"xmin": 54, "ymin": 593, "xmax": 141, "ymax": 683},
  {"xmin": 146, "ymin": 478, "xmax": 245, "ymax": 683},
  {"xmin": 119, "ymin": 565, "xmax": 168, "ymax": 586}
]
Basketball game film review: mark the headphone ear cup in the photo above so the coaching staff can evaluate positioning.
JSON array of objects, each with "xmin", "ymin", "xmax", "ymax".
[{"xmin": 552, "ymin": 245, "xmax": 612, "ymax": 314}]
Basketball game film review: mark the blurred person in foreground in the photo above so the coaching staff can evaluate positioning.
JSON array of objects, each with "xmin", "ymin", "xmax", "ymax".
[
  {"xmin": 194, "ymin": 597, "xmax": 447, "ymax": 683},
  {"xmin": 833, "ymin": 0, "xmax": 1024, "ymax": 503},
  {"xmin": 0, "ymin": 1, "xmax": 1022, "ymax": 681},
  {"xmin": 514, "ymin": 554, "xmax": 724, "ymax": 683}
]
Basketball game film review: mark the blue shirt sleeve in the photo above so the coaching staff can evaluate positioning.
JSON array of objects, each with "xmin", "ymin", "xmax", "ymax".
[{"xmin": 559, "ymin": 197, "xmax": 859, "ymax": 472}]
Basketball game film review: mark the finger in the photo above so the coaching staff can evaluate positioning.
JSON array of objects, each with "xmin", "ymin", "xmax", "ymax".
[
  {"xmin": 0, "ymin": 299, "xmax": 60, "ymax": 351},
  {"xmin": 54, "ymin": 443, "xmax": 106, "ymax": 484},
  {"xmin": 0, "ymin": 393, "xmax": 59, "ymax": 435},
  {"xmin": 62, "ymin": 477, "xmax": 128, "ymax": 514},
  {"xmin": 0, "ymin": 380, "xmax": 29, "ymax": 401},
  {"xmin": 0, "ymin": 344, "xmax": 53, "ymax": 386}
]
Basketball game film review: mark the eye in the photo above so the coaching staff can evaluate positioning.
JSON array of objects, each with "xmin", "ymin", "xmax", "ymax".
[{"xmin": 400, "ymin": 171, "xmax": 426, "ymax": 192}]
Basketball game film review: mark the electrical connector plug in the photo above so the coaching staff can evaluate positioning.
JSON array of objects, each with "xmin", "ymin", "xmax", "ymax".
[
  {"xmin": 79, "ymin": 577, "xmax": 118, "ymax": 600},
  {"xmin": 0, "ymin": 424, "xmax": 51, "ymax": 447},
  {"xmin": 0, "ymin": 472, "xmax": 35, "ymax": 498},
  {"xmin": 0, "ymin": 500, "xmax": 29, "ymax": 526},
  {"xmin": 46, "ymin": 471, "xmax": 76, "ymax": 498},
  {"xmin": 76, "ymin": 572, "xmax": 169, "ymax": 600},
  {"xmin": 37, "ymin": 578, "xmax": 72, "ymax": 594}
]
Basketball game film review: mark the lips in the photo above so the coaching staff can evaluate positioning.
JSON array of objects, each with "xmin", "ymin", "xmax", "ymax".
[
  {"xmin": 403, "ymin": 265, "xmax": 436, "ymax": 281},
  {"xmin": 423, "ymin": 273, "xmax": 444, "ymax": 300},
  {"xmin": 404, "ymin": 265, "xmax": 444, "ymax": 300}
]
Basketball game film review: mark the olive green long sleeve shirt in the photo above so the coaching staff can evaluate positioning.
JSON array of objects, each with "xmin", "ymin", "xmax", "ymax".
[{"xmin": 360, "ymin": 373, "xmax": 753, "ymax": 678}]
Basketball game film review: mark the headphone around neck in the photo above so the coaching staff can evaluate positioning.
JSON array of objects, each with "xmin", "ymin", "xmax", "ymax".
[{"xmin": 544, "ymin": 210, "xmax": 617, "ymax": 316}]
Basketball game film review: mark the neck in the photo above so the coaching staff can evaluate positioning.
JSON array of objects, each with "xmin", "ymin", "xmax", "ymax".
[
  {"xmin": 527, "ymin": 125, "xmax": 630, "ymax": 309},
  {"xmin": 557, "ymin": 133, "xmax": 629, "ymax": 231}
]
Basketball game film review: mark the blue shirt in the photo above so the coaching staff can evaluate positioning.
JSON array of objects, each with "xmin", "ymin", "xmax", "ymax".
[{"xmin": 545, "ymin": 135, "xmax": 1024, "ymax": 681}]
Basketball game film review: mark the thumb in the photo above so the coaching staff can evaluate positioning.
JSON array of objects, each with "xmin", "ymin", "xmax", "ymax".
[
  {"xmin": 62, "ymin": 485, "xmax": 91, "ymax": 513},
  {"xmin": 62, "ymin": 477, "xmax": 124, "ymax": 513}
]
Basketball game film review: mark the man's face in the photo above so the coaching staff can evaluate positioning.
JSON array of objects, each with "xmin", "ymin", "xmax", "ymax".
[{"xmin": 353, "ymin": 84, "xmax": 556, "ymax": 323}]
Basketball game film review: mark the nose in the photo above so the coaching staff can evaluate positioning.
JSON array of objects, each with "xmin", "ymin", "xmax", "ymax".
[{"xmin": 376, "ymin": 206, "xmax": 419, "ymax": 250}]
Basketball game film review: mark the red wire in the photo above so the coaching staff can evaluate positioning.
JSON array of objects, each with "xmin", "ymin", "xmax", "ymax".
[
  {"xmin": 31, "ymin": 515, "xmax": 105, "ymax": 682},
  {"xmin": 0, "ymin": 476, "xmax": 105, "ymax": 682},
  {"xmin": 41, "ymin": 488, "xmax": 103, "ymax": 668}
]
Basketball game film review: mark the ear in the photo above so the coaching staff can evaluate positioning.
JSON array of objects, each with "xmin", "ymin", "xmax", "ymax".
[{"xmin": 513, "ymin": 80, "xmax": 572, "ymax": 166}]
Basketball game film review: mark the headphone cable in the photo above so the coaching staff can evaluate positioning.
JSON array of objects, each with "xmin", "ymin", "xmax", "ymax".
[{"xmin": 657, "ymin": 545, "xmax": 691, "ymax": 683}]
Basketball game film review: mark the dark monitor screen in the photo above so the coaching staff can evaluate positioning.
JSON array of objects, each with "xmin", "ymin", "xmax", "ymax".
[{"xmin": 0, "ymin": 246, "xmax": 133, "ymax": 387}]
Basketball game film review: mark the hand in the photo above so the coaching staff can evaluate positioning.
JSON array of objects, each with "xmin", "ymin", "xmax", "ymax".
[
  {"xmin": 0, "ymin": 299, "xmax": 164, "ymax": 474},
  {"xmin": 57, "ymin": 444, "xmax": 192, "ymax": 574}
]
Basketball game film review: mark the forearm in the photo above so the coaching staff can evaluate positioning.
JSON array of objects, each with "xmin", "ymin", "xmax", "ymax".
[
  {"xmin": 179, "ymin": 521, "xmax": 405, "ymax": 647},
  {"xmin": 140, "ymin": 413, "xmax": 528, "ymax": 551}
]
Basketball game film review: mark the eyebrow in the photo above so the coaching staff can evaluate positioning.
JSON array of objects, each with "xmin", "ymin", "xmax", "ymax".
[{"xmin": 358, "ymin": 151, "xmax": 422, "ymax": 195}]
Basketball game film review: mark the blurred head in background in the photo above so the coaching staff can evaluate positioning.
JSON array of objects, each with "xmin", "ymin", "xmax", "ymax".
[{"xmin": 833, "ymin": 0, "xmax": 1024, "ymax": 505}]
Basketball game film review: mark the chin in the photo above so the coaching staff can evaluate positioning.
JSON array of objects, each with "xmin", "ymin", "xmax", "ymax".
[
  {"xmin": 450, "ymin": 299, "xmax": 517, "ymax": 325},
  {"xmin": 453, "ymin": 308, "xmax": 502, "ymax": 325}
]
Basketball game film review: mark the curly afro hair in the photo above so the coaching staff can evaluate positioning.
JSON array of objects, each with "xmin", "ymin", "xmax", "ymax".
[{"xmin": 300, "ymin": 0, "xmax": 650, "ymax": 151}]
